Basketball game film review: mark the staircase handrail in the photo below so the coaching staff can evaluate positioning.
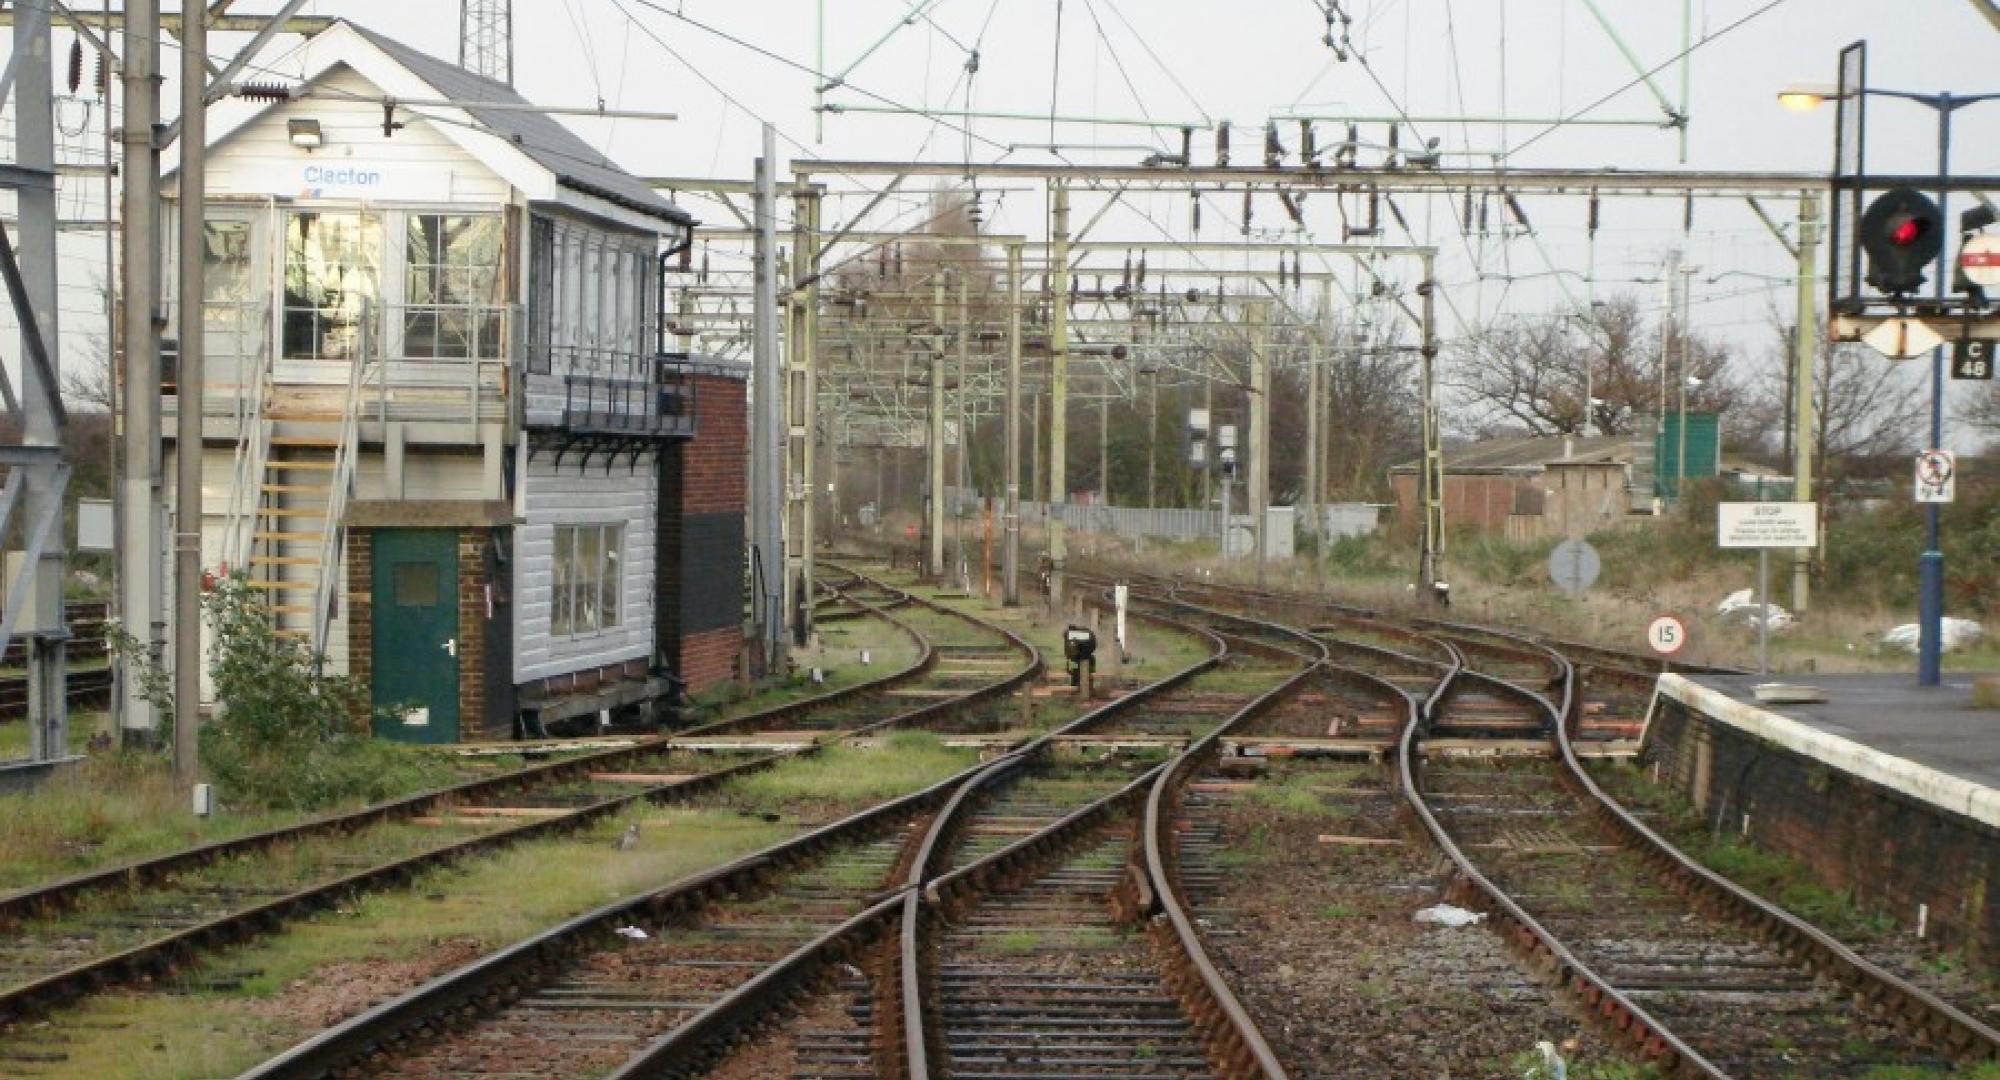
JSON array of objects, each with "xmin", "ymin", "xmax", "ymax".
[
  {"xmin": 219, "ymin": 302, "xmax": 274, "ymax": 574},
  {"xmin": 310, "ymin": 310, "xmax": 376, "ymax": 655}
]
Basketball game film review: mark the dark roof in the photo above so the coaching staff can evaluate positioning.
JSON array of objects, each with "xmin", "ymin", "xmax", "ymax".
[
  {"xmin": 1390, "ymin": 434, "xmax": 1632, "ymax": 474},
  {"xmin": 346, "ymin": 22, "xmax": 690, "ymax": 227}
]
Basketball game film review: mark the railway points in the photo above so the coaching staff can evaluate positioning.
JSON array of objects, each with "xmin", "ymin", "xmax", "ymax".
[{"xmin": 7, "ymin": 7, "xmax": 2000, "ymax": 1079}]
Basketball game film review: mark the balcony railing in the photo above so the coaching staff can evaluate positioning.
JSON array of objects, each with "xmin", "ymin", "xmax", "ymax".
[{"xmin": 548, "ymin": 356, "xmax": 696, "ymax": 439}]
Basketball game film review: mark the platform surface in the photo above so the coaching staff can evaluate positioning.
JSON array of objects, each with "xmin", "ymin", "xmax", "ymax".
[{"xmin": 1680, "ymin": 671, "xmax": 2000, "ymax": 792}]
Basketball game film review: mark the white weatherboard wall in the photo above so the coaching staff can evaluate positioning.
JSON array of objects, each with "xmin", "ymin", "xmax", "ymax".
[
  {"xmin": 200, "ymin": 66, "xmax": 509, "ymax": 204},
  {"xmin": 513, "ymin": 451, "xmax": 656, "ymax": 682}
]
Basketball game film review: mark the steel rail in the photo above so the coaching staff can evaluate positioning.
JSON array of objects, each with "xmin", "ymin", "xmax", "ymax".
[
  {"xmin": 0, "ymin": 580, "xmax": 923, "ymax": 930},
  {"xmin": 0, "ymin": 574, "xmax": 993, "ymax": 1026},
  {"xmin": 1396, "ymin": 634, "xmax": 1732, "ymax": 1077},
  {"xmin": 1434, "ymin": 618, "xmax": 2000, "ymax": 1066},
  {"xmin": 237, "ymin": 574, "xmax": 1044, "ymax": 1079},
  {"xmin": 1134, "ymin": 595, "xmax": 1331, "ymax": 1079},
  {"xmin": 899, "ymin": 605, "xmax": 1232, "ymax": 1079},
  {"xmin": 592, "ymin": 596, "xmax": 1229, "ymax": 1079}
]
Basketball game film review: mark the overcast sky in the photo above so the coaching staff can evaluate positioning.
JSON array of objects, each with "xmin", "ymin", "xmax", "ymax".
[{"xmin": 9, "ymin": 1, "xmax": 1999, "ymax": 440}]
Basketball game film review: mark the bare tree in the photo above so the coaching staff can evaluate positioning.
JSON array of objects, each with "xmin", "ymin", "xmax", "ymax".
[
  {"xmin": 1741, "ymin": 321, "xmax": 1926, "ymax": 487},
  {"xmin": 1446, "ymin": 294, "xmax": 1743, "ymax": 438}
]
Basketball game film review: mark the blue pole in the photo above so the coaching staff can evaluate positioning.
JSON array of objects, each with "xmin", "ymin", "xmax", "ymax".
[{"xmin": 1918, "ymin": 93, "xmax": 1951, "ymax": 687}]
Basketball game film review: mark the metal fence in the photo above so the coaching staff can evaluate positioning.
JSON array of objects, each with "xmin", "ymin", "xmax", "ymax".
[{"xmin": 941, "ymin": 489, "xmax": 1380, "ymax": 547}]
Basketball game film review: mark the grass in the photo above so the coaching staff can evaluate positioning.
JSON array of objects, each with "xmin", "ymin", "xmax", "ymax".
[
  {"xmin": 724, "ymin": 731, "xmax": 976, "ymax": 811},
  {"xmin": 0, "ymin": 803, "xmax": 793, "ymax": 1079},
  {"xmin": 1079, "ymin": 480, "xmax": 2000, "ymax": 676},
  {"xmin": 0, "ymin": 751, "xmax": 304, "ymax": 891},
  {"xmin": 1593, "ymin": 763, "xmax": 1902, "ymax": 942},
  {"xmin": 1856, "ymin": 1067, "xmax": 2000, "ymax": 1080}
]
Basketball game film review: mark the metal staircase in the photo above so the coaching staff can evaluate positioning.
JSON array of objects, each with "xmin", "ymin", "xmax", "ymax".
[{"xmin": 224, "ymin": 312, "xmax": 373, "ymax": 652}]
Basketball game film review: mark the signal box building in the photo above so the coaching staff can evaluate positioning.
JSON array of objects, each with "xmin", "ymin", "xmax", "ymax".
[{"xmin": 162, "ymin": 20, "xmax": 747, "ymax": 742}]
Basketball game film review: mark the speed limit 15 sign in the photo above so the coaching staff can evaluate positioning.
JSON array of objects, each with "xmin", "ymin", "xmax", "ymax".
[{"xmin": 1954, "ymin": 338, "xmax": 1996, "ymax": 381}]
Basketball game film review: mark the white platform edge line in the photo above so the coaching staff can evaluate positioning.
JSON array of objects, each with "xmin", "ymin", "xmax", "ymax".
[{"xmin": 1654, "ymin": 674, "xmax": 2000, "ymax": 831}]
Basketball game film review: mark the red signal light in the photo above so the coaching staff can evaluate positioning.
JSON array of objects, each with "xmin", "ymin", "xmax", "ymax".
[{"xmin": 1891, "ymin": 217, "xmax": 1924, "ymax": 245}]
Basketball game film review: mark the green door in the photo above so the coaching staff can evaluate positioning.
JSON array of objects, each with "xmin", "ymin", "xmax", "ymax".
[{"xmin": 371, "ymin": 530, "xmax": 460, "ymax": 743}]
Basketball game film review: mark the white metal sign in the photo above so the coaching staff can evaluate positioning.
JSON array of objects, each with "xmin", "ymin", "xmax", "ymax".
[
  {"xmin": 1963, "ymin": 234, "xmax": 2000, "ymax": 288},
  {"xmin": 1717, "ymin": 502, "xmax": 1819, "ymax": 549},
  {"xmin": 1916, "ymin": 449, "xmax": 1956, "ymax": 503},
  {"xmin": 1113, "ymin": 584, "xmax": 1129, "ymax": 652},
  {"xmin": 1862, "ymin": 317, "xmax": 1946, "ymax": 360},
  {"xmin": 1646, "ymin": 614, "xmax": 1688, "ymax": 656}
]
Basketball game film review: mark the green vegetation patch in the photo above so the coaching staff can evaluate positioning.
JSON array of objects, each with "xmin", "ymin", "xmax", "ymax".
[{"xmin": 0, "ymin": 805, "xmax": 792, "ymax": 1080}]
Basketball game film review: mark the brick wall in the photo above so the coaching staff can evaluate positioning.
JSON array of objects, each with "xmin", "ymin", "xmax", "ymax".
[
  {"xmin": 346, "ymin": 525, "xmax": 499, "ymax": 741},
  {"xmin": 1648, "ymin": 696, "xmax": 2000, "ymax": 961},
  {"xmin": 345, "ymin": 527, "xmax": 374, "ymax": 729},
  {"xmin": 658, "ymin": 369, "xmax": 749, "ymax": 692},
  {"xmin": 457, "ymin": 528, "xmax": 490, "ymax": 740}
]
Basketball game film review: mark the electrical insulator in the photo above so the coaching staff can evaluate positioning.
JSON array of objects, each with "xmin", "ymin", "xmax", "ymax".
[
  {"xmin": 1462, "ymin": 188, "xmax": 1475, "ymax": 234},
  {"xmin": 1242, "ymin": 187, "xmax": 1253, "ymax": 234},
  {"xmin": 67, "ymin": 39, "xmax": 82, "ymax": 94},
  {"xmin": 1300, "ymin": 121, "xmax": 1317, "ymax": 164},
  {"xmin": 1504, "ymin": 192, "xmax": 1530, "ymax": 230},
  {"xmin": 1121, "ymin": 252, "xmax": 1132, "ymax": 289},
  {"xmin": 1336, "ymin": 124, "xmax": 1357, "ymax": 168},
  {"xmin": 1136, "ymin": 254, "xmax": 1147, "ymax": 288},
  {"xmin": 236, "ymin": 82, "xmax": 293, "ymax": 102},
  {"xmin": 1264, "ymin": 122, "xmax": 1282, "ymax": 167},
  {"xmin": 1191, "ymin": 191, "xmax": 1202, "ymax": 235},
  {"xmin": 1587, "ymin": 190, "xmax": 1601, "ymax": 238},
  {"xmin": 95, "ymin": 49, "xmax": 108, "ymax": 97},
  {"xmin": 1215, "ymin": 122, "xmax": 1230, "ymax": 167}
]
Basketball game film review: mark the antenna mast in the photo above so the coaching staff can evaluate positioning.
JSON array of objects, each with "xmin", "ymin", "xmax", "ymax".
[{"xmin": 459, "ymin": 0, "xmax": 513, "ymax": 85}]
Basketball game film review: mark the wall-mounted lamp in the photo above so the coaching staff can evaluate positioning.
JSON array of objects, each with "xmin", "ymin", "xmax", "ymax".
[{"xmin": 288, "ymin": 117, "xmax": 323, "ymax": 150}]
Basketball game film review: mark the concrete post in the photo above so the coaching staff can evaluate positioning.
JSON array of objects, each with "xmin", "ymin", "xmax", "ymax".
[
  {"xmin": 927, "ymin": 279, "xmax": 946, "ymax": 578},
  {"xmin": 1247, "ymin": 303, "xmax": 1268, "ymax": 584},
  {"xmin": 173, "ymin": 0, "xmax": 205, "ymax": 785},
  {"xmin": 119, "ymin": 0, "xmax": 163, "ymax": 744},
  {"xmin": 751, "ymin": 124, "xmax": 783, "ymax": 668},
  {"xmin": 1047, "ymin": 181, "xmax": 1070, "ymax": 610},
  {"xmin": 1792, "ymin": 192, "xmax": 1819, "ymax": 614},
  {"xmin": 1003, "ymin": 243, "xmax": 1022, "ymax": 605},
  {"xmin": 786, "ymin": 182, "xmax": 818, "ymax": 642}
]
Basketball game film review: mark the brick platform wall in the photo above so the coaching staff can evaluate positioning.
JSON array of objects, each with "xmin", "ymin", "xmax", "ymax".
[
  {"xmin": 1648, "ymin": 696, "xmax": 2000, "ymax": 962},
  {"xmin": 658, "ymin": 368, "xmax": 749, "ymax": 693}
]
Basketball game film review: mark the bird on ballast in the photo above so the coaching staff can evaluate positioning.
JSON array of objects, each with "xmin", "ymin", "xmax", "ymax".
[{"xmin": 615, "ymin": 823, "xmax": 641, "ymax": 851}]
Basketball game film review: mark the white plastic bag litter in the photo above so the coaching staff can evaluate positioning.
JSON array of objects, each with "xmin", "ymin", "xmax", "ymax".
[
  {"xmin": 1413, "ymin": 903, "xmax": 1486, "ymax": 928},
  {"xmin": 1881, "ymin": 619, "xmax": 1984, "ymax": 654},
  {"xmin": 614, "ymin": 925, "xmax": 649, "ymax": 940},
  {"xmin": 1716, "ymin": 589, "xmax": 1793, "ymax": 632}
]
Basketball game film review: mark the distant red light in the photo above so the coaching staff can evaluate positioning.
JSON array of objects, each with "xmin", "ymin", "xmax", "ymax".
[{"xmin": 1891, "ymin": 218, "xmax": 1923, "ymax": 245}]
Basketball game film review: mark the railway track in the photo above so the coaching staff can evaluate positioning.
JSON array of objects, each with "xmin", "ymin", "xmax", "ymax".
[
  {"xmin": 1409, "ymin": 620, "xmax": 2000, "ymax": 1075},
  {"xmin": 1108, "ymin": 572, "xmax": 2000, "ymax": 1076},
  {"xmin": 238, "ymin": 592, "xmax": 1314, "ymax": 1080},
  {"xmin": 0, "ymin": 571, "xmax": 1035, "ymax": 1035}
]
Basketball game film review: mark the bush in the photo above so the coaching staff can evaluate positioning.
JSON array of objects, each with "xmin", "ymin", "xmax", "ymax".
[{"xmin": 111, "ymin": 574, "xmax": 449, "ymax": 811}]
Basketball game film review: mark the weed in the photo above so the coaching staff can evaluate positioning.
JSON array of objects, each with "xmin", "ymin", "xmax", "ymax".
[{"xmin": 725, "ymin": 734, "xmax": 975, "ymax": 811}]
